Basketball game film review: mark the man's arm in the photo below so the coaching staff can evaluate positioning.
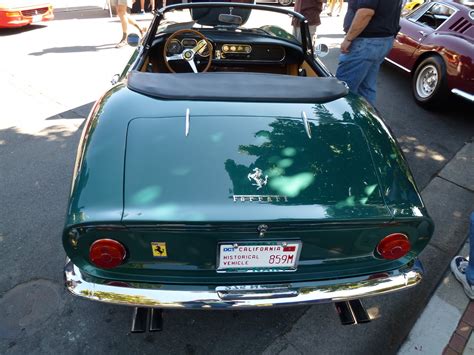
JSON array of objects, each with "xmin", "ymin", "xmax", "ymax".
[{"xmin": 341, "ymin": 8, "xmax": 375, "ymax": 53}]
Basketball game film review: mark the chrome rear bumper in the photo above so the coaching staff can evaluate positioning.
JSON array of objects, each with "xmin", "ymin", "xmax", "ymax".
[{"xmin": 64, "ymin": 259, "xmax": 423, "ymax": 309}]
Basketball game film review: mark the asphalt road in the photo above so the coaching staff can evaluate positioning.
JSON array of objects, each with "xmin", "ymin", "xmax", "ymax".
[{"xmin": 0, "ymin": 6, "xmax": 473, "ymax": 355}]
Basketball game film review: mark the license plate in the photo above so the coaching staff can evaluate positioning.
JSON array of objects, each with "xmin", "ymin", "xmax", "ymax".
[
  {"xmin": 217, "ymin": 241, "xmax": 301, "ymax": 273},
  {"xmin": 32, "ymin": 15, "xmax": 42, "ymax": 23}
]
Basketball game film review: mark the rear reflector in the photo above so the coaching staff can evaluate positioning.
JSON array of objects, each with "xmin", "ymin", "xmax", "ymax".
[
  {"xmin": 376, "ymin": 233, "xmax": 411, "ymax": 260},
  {"xmin": 89, "ymin": 239, "xmax": 126, "ymax": 269}
]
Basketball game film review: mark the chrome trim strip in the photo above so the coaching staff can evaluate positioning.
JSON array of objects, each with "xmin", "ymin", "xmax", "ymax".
[
  {"xmin": 64, "ymin": 259, "xmax": 423, "ymax": 309},
  {"xmin": 216, "ymin": 285, "xmax": 299, "ymax": 300},
  {"xmin": 185, "ymin": 108, "xmax": 190, "ymax": 136},
  {"xmin": 385, "ymin": 57, "xmax": 411, "ymax": 73},
  {"xmin": 301, "ymin": 111, "xmax": 312, "ymax": 139},
  {"xmin": 452, "ymin": 89, "xmax": 474, "ymax": 102},
  {"xmin": 74, "ymin": 219, "xmax": 398, "ymax": 233}
]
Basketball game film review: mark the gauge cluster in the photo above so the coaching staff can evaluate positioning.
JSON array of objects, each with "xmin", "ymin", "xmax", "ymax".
[
  {"xmin": 217, "ymin": 43, "xmax": 284, "ymax": 61},
  {"xmin": 167, "ymin": 38, "xmax": 210, "ymax": 57}
]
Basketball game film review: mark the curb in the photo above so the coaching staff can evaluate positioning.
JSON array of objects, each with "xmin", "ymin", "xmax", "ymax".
[
  {"xmin": 444, "ymin": 302, "xmax": 474, "ymax": 354},
  {"xmin": 401, "ymin": 211, "xmax": 474, "ymax": 354}
]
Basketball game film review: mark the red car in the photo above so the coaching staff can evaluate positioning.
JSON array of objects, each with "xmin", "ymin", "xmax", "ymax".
[
  {"xmin": 386, "ymin": 0, "xmax": 473, "ymax": 107},
  {"xmin": 0, "ymin": 0, "xmax": 54, "ymax": 28}
]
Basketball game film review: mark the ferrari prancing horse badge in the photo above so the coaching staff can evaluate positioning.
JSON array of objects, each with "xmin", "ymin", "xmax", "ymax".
[
  {"xmin": 248, "ymin": 167, "xmax": 268, "ymax": 190},
  {"xmin": 151, "ymin": 242, "xmax": 168, "ymax": 258}
]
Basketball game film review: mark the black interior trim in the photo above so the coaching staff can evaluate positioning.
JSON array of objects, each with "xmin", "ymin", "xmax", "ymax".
[{"xmin": 127, "ymin": 71, "xmax": 349, "ymax": 103}]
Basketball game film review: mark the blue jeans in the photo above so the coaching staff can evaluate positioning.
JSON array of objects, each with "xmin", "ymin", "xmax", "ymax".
[
  {"xmin": 336, "ymin": 36, "xmax": 394, "ymax": 106},
  {"xmin": 466, "ymin": 212, "xmax": 474, "ymax": 285}
]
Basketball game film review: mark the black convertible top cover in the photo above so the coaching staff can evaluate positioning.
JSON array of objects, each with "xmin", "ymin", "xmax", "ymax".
[{"xmin": 127, "ymin": 71, "xmax": 349, "ymax": 103}]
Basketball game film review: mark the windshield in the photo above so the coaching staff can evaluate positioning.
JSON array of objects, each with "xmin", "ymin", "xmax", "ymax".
[{"xmin": 157, "ymin": 3, "xmax": 305, "ymax": 45}]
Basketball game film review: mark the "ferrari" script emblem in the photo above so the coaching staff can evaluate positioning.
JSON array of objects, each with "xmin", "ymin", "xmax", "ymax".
[
  {"xmin": 248, "ymin": 168, "xmax": 268, "ymax": 190},
  {"xmin": 151, "ymin": 242, "xmax": 168, "ymax": 258},
  {"xmin": 232, "ymin": 195, "xmax": 288, "ymax": 202}
]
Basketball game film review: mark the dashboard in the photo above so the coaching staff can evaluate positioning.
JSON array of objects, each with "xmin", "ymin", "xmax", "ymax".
[{"xmin": 148, "ymin": 29, "xmax": 304, "ymax": 73}]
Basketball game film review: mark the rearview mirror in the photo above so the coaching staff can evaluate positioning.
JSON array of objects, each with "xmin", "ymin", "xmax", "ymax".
[
  {"xmin": 111, "ymin": 74, "xmax": 120, "ymax": 85},
  {"xmin": 218, "ymin": 14, "xmax": 243, "ymax": 25},
  {"xmin": 314, "ymin": 43, "xmax": 329, "ymax": 58},
  {"xmin": 127, "ymin": 33, "xmax": 140, "ymax": 47}
]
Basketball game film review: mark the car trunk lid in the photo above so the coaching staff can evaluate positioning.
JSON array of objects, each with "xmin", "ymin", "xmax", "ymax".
[
  {"xmin": 123, "ymin": 115, "xmax": 390, "ymax": 222},
  {"xmin": 75, "ymin": 114, "xmax": 403, "ymax": 284}
]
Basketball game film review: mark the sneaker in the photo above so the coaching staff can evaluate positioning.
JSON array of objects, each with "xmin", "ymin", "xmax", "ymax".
[
  {"xmin": 451, "ymin": 256, "xmax": 474, "ymax": 299},
  {"xmin": 140, "ymin": 10, "xmax": 146, "ymax": 15},
  {"xmin": 115, "ymin": 39, "xmax": 127, "ymax": 48}
]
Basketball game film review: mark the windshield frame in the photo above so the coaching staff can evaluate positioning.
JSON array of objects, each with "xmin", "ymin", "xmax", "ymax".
[{"xmin": 142, "ymin": 2, "xmax": 312, "ymax": 55}]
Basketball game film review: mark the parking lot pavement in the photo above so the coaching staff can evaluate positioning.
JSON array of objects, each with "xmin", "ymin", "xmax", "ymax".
[{"xmin": 1, "ymin": 5, "xmax": 473, "ymax": 355}]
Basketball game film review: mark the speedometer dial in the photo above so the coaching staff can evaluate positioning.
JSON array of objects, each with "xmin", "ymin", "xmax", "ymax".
[{"xmin": 167, "ymin": 39, "xmax": 183, "ymax": 55}]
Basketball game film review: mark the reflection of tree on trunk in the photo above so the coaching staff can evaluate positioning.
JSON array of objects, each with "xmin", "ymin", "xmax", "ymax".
[
  {"xmin": 343, "ymin": 94, "xmax": 421, "ymax": 208},
  {"xmin": 224, "ymin": 118, "xmax": 384, "ymax": 207}
]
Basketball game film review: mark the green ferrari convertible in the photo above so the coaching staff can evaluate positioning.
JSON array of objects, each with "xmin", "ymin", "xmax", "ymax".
[{"xmin": 63, "ymin": 1, "xmax": 433, "ymax": 322}]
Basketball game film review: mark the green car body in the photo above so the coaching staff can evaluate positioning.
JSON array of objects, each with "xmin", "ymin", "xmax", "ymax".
[{"xmin": 63, "ymin": 3, "xmax": 433, "ymax": 309}]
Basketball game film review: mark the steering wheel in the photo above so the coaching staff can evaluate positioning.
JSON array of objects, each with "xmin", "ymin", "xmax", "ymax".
[{"xmin": 163, "ymin": 29, "xmax": 213, "ymax": 73}]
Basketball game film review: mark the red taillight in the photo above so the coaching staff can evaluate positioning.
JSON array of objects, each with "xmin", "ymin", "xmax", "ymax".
[
  {"xmin": 89, "ymin": 239, "xmax": 126, "ymax": 269},
  {"xmin": 376, "ymin": 233, "xmax": 411, "ymax": 260}
]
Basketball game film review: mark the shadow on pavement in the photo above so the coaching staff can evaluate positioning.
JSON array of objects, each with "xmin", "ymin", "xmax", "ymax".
[
  {"xmin": 0, "ymin": 24, "xmax": 48, "ymax": 36},
  {"xmin": 320, "ymin": 46, "xmax": 474, "ymax": 189},
  {"xmin": 46, "ymin": 102, "xmax": 94, "ymax": 120},
  {"xmin": 378, "ymin": 63, "xmax": 474, "ymax": 189},
  {"xmin": 29, "ymin": 44, "xmax": 116, "ymax": 56},
  {"xmin": 53, "ymin": 6, "xmax": 111, "ymax": 21}
]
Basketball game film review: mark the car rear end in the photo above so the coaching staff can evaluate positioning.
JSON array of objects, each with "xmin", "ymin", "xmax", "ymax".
[
  {"xmin": 63, "ymin": 91, "xmax": 433, "ymax": 308},
  {"xmin": 0, "ymin": 2, "xmax": 53, "ymax": 28},
  {"xmin": 64, "ymin": 221, "xmax": 427, "ymax": 308}
]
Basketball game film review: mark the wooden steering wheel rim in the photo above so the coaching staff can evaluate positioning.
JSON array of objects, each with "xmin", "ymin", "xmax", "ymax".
[{"xmin": 163, "ymin": 29, "xmax": 213, "ymax": 73}]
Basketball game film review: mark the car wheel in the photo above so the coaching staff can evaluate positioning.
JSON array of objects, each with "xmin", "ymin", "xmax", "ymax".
[
  {"xmin": 278, "ymin": 0, "xmax": 293, "ymax": 6},
  {"xmin": 412, "ymin": 56, "xmax": 448, "ymax": 108}
]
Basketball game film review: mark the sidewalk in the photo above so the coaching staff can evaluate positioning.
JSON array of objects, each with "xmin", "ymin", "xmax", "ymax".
[
  {"xmin": 399, "ymin": 143, "xmax": 474, "ymax": 355},
  {"xmin": 399, "ymin": 242, "xmax": 472, "ymax": 354}
]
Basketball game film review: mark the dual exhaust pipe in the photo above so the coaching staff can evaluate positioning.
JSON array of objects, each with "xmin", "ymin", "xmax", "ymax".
[
  {"xmin": 130, "ymin": 299, "xmax": 371, "ymax": 332},
  {"xmin": 335, "ymin": 299, "xmax": 372, "ymax": 325},
  {"xmin": 131, "ymin": 307, "xmax": 163, "ymax": 333}
]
